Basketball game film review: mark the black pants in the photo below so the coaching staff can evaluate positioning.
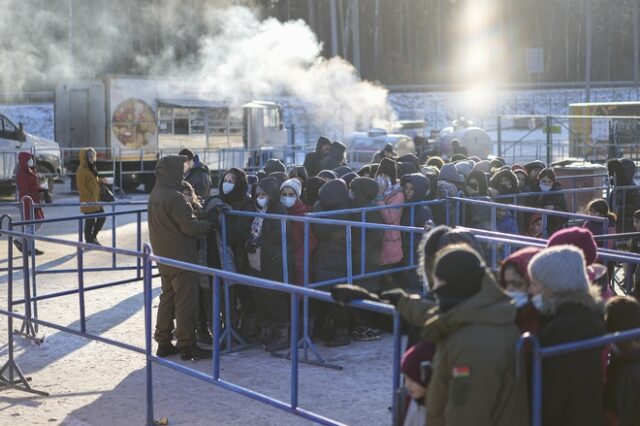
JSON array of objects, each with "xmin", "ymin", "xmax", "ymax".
[{"xmin": 84, "ymin": 209, "xmax": 106, "ymax": 242}]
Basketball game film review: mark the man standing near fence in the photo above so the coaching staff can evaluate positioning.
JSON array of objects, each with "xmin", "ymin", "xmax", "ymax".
[{"xmin": 148, "ymin": 154, "xmax": 213, "ymax": 361}]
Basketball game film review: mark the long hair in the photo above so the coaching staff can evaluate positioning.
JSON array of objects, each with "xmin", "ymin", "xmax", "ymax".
[{"xmin": 586, "ymin": 198, "xmax": 617, "ymax": 223}]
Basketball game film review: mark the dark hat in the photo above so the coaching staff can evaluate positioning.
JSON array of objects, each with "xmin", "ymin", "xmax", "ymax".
[
  {"xmin": 333, "ymin": 166, "xmax": 353, "ymax": 178},
  {"xmin": 341, "ymin": 171, "xmax": 358, "ymax": 187},
  {"xmin": 398, "ymin": 161, "xmax": 418, "ymax": 178},
  {"xmin": 524, "ymin": 160, "xmax": 546, "ymax": 172},
  {"xmin": 318, "ymin": 170, "xmax": 338, "ymax": 180},
  {"xmin": 376, "ymin": 157, "xmax": 398, "ymax": 183},
  {"xmin": 433, "ymin": 246, "xmax": 485, "ymax": 312},
  {"xmin": 383, "ymin": 143, "xmax": 395, "ymax": 153},
  {"xmin": 490, "ymin": 157, "xmax": 506, "ymax": 169},
  {"xmin": 451, "ymin": 153, "xmax": 468, "ymax": 162},
  {"xmin": 425, "ymin": 156, "xmax": 445, "ymax": 170},
  {"xmin": 289, "ymin": 166, "xmax": 308, "ymax": 183},
  {"xmin": 605, "ymin": 296, "xmax": 640, "ymax": 332},
  {"xmin": 264, "ymin": 158, "xmax": 286, "ymax": 175},
  {"xmin": 538, "ymin": 167, "xmax": 556, "ymax": 181},
  {"xmin": 397, "ymin": 154, "xmax": 420, "ymax": 170}
]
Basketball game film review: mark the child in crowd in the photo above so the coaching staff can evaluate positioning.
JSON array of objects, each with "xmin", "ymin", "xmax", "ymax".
[
  {"xmin": 499, "ymin": 247, "xmax": 541, "ymax": 334},
  {"xmin": 400, "ymin": 341, "xmax": 435, "ymax": 426},
  {"xmin": 584, "ymin": 198, "xmax": 617, "ymax": 249},
  {"xmin": 604, "ymin": 296, "xmax": 640, "ymax": 425},
  {"xmin": 527, "ymin": 214, "xmax": 543, "ymax": 238}
]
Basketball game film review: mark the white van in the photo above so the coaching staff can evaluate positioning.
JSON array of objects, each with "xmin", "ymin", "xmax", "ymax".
[{"xmin": 0, "ymin": 113, "xmax": 62, "ymax": 194}]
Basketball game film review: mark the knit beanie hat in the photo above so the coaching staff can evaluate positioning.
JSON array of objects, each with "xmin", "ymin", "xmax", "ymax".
[
  {"xmin": 454, "ymin": 161, "xmax": 473, "ymax": 180},
  {"xmin": 499, "ymin": 246, "xmax": 541, "ymax": 287},
  {"xmin": 547, "ymin": 227, "xmax": 597, "ymax": 265},
  {"xmin": 281, "ymin": 178, "xmax": 302, "ymax": 199},
  {"xmin": 472, "ymin": 160, "xmax": 492, "ymax": 174},
  {"xmin": 401, "ymin": 341, "xmax": 436, "ymax": 387},
  {"xmin": 528, "ymin": 245, "xmax": 589, "ymax": 293},
  {"xmin": 605, "ymin": 296, "xmax": 640, "ymax": 332},
  {"xmin": 264, "ymin": 158, "xmax": 286, "ymax": 175},
  {"xmin": 377, "ymin": 157, "xmax": 398, "ymax": 183},
  {"xmin": 511, "ymin": 164, "xmax": 527, "ymax": 177},
  {"xmin": 433, "ymin": 246, "xmax": 485, "ymax": 312},
  {"xmin": 439, "ymin": 163, "xmax": 464, "ymax": 184}
]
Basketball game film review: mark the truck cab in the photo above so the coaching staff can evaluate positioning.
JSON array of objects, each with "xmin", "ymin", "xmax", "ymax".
[{"xmin": 0, "ymin": 113, "xmax": 62, "ymax": 194}]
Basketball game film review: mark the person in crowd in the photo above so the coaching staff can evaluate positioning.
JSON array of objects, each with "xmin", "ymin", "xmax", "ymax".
[
  {"xmin": 524, "ymin": 160, "xmax": 546, "ymax": 188},
  {"xmin": 398, "ymin": 154, "xmax": 421, "ymax": 171},
  {"xmin": 357, "ymin": 164, "xmax": 373, "ymax": 177},
  {"xmin": 181, "ymin": 181, "xmax": 212, "ymax": 344},
  {"xmin": 263, "ymin": 158, "xmax": 287, "ymax": 176},
  {"xmin": 317, "ymin": 169, "xmax": 338, "ymax": 181},
  {"xmin": 400, "ymin": 173, "xmax": 434, "ymax": 293},
  {"xmin": 454, "ymin": 160, "xmax": 473, "ymax": 181},
  {"xmin": 496, "ymin": 207, "xmax": 519, "ymax": 235},
  {"xmin": 463, "ymin": 170, "xmax": 491, "ymax": 229},
  {"xmin": 499, "ymin": 247, "xmax": 541, "ymax": 334},
  {"xmin": 527, "ymin": 245, "xmax": 606, "ymax": 426},
  {"xmin": 628, "ymin": 209, "xmax": 640, "ymax": 299},
  {"xmin": 341, "ymin": 171, "xmax": 358, "ymax": 188},
  {"xmin": 438, "ymin": 163, "xmax": 465, "ymax": 191},
  {"xmin": 375, "ymin": 158, "xmax": 406, "ymax": 290},
  {"xmin": 471, "ymin": 159, "xmax": 492, "ymax": 174},
  {"xmin": 303, "ymin": 136, "xmax": 331, "ymax": 177},
  {"xmin": 531, "ymin": 168, "xmax": 568, "ymax": 235},
  {"xmin": 425, "ymin": 156, "xmax": 445, "ymax": 171},
  {"xmin": 419, "ymin": 245, "xmax": 529, "ymax": 425},
  {"xmin": 303, "ymin": 176, "xmax": 325, "ymax": 208},
  {"xmin": 14, "ymin": 152, "xmax": 44, "ymax": 255},
  {"xmin": 608, "ymin": 158, "xmax": 640, "ymax": 233},
  {"xmin": 450, "ymin": 139, "xmax": 468, "ymax": 157},
  {"xmin": 280, "ymin": 178, "xmax": 317, "ymax": 286},
  {"xmin": 398, "ymin": 161, "xmax": 418, "ymax": 178},
  {"xmin": 148, "ymin": 154, "xmax": 213, "ymax": 361},
  {"xmin": 319, "ymin": 141, "xmax": 347, "ymax": 171},
  {"xmin": 490, "ymin": 157, "xmax": 506, "ymax": 170},
  {"xmin": 584, "ymin": 198, "xmax": 617, "ymax": 249},
  {"xmin": 488, "ymin": 168, "xmax": 519, "ymax": 200},
  {"xmin": 333, "ymin": 165, "xmax": 353, "ymax": 178},
  {"xmin": 372, "ymin": 143, "xmax": 398, "ymax": 163},
  {"xmin": 288, "ymin": 165, "xmax": 308, "ymax": 192},
  {"xmin": 77, "ymin": 147, "xmax": 106, "ymax": 245},
  {"xmin": 511, "ymin": 164, "xmax": 530, "ymax": 192},
  {"xmin": 205, "ymin": 168, "xmax": 256, "ymax": 340},
  {"xmin": 179, "ymin": 149, "xmax": 212, "ymax": 198},
  {"xmin": 312, "ymin": 179, "xmax": 352, "ymax": 347},
  {"xmin": 604, "ymin": 296, "xmax": 640, "ymax": 426},
  {"xmin": 526, "ymin": 214, "xmax": 543, "ymax": 238},
  {"xmin": 400, "ymin": 341, "xmax": 436, "ymax": 426},
  {"xmin": 245, "ymin": 176, "xmax": 290, "ymax": 352}
]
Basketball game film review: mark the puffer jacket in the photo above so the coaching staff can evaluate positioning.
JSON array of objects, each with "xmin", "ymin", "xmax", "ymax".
[
  {"xmin": 76, "ymin": 147, "xmax": 101, "ymax": 213},
  {"xmin": 15, "ymin": 152, "xmax": 43, "ymax": 220},
  {"xmin": 184, "ymin": 156, "xmax": 212, "ymax": 198},
  {"xmin": 422, "ymin": 275, "xmax": 529, "ymax": 426},
  {"xmin": 303, "ymin": 137, "xmax": 331, "ymax": 177},
  {"xmin": 376, "ymin": 186, "xmax": 405, "ymax": 265},
  {"xmin": 148, "ymin": 155, "xmax": 211, "ymax": 275},
  {"xmin": 319, "ymin": 141, "xmax": 347, "ymax": 171}
]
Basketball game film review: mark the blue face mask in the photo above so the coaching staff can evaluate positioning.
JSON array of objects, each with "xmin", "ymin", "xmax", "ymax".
[
  {"xmin": 281, "ymin": 195, "xmax": 296, "ymax": 208},
  {"xmin": 222, "ymin": 182, "xmax": 235, "ymax": 194},
  {"xmin": 506, "ymin": 291, "xmax": 529, "ymax": 308}
]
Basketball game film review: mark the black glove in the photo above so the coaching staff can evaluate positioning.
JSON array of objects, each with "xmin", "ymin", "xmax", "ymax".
[
  {"xmin": 330, "ymin": 284, "xmax": 380, "ymax": 305},
  {"xmin": 245, "ymin": 238, "xmax": 259, "ymax": 254},
  {"xmin": 380, "ymin": 288, "xmax": 408, "ymax": 307}
]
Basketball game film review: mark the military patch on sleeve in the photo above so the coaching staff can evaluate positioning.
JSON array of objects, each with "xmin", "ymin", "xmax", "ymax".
[{"xmin": 452, "ymin": 365, "xmax": 470, "ymax": 378}]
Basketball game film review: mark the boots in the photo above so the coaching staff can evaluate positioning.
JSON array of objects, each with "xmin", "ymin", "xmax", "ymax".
[
  {"xmin": 197, "ymin": 325, "xmax": 213, "ymax": 345},
  {"xmin": 264, "ymin": 323, "xmax": 289, "ymax": 353},
  {"xmin": 156, "ymin": 343, "xmax": 180, "ymax": 358},
  {"xmin": 180, "ymin": 345, "xmax": 213, "ymax": 361}
]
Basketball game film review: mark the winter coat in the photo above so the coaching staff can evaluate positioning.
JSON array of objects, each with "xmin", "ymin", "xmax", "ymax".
[
  {"xmin": 148, "ymin": 155, "xmax": 211, "ymax": 275},
  {"xmin": 496, "ymin": 212, "xmax": 519, "ymax": 235},
  {"xmin": 583, "ymin": 218, "xmax": 616, "ymax": 250},
  {"xmin": 422, "ymin": 275, "xmax": 529, "ymax": 426},
  {"xmin": 312, "ymin": 179, "xmax": 350, "ymax": 283},
  {"xmin": 376, "ymin": 186, "xmax": 405, "ymax": 266},
  {"xmin": 350, "ymin": 177, "xmax": 384, "ymax": 293},
  {"xmin": 287, "ymin": 199, "xmax": 317, "ymax": 285},
  {"xmin": 76, "ymin": 147, "xmax": 101, "ymax": 213},
  {"xmin": 319, "ymin": 141, "xmax": 347, "ymax": 171},
  {"xmin": 538, "ymin": 302, "xmax": 606, "ymax": 426},
  {"xmin": 15, "ymin": 152, "xmax": 43, "ymax": 220},
  {"xmin": 303, "ymin": 138, "xmax": 331, "ymax": 177},
  {"xmin": 604, "ymin": 348, "xmax": 640, "ymax": 426},
  {"xmin": 184, "ymin": 158, "xmax": 212, "ymax": 198},
  {"xmin": 608, "ymin": 158, "xmax": 640, "ymax": 233},
  {"xmin": 531, "ymin": 181, "xmax": 568, "ymax": 235},
  {"xmin": 489, "ymin": 168, "xmax": 520, "ymax": 202}
]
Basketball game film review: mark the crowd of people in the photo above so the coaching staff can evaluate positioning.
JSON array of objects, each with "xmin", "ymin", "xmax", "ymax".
[{"xmin": 143, "ymin": 140, "xmax": 640, "ymax": 425}]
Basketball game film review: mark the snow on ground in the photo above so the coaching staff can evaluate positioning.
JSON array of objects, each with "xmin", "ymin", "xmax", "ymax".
[{"xmin": 0, "ymin": 183, "xmax": 397, "ymax": 425}]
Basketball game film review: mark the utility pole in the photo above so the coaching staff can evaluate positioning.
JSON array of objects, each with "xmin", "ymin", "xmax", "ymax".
[
  {"xmin": 352, "ymin": 0, "xmax": 361, "ymax": 75},
  {"xmin": 634, "ymin": 0, "xmax": 639, "ymax": 91},
  {"xmin": 585, "ymin": 0, "xmax": 592, "ymax": 102},
  {"xmin": 330, "ymin": 0, "xmax": 339, "ymax": 57}
]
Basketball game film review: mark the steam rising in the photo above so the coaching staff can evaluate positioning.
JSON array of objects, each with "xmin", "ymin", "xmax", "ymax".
[{"xmin": 0, "ymin": 2, "xmax": 392, "ymax": 137}]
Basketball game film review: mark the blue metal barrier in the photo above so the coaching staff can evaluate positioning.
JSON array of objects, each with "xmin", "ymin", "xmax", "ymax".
[{"xmin": 0, "ymin": 225, "xmax": 403, "ymax": 426}]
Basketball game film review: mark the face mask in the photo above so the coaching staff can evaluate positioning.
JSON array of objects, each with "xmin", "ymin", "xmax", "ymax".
[
  {"xmin": 539, "ymin": 183, "xmax": 552, "ymax": 192},
  {"xmin": 531, "ymin": 293, "xmax": 547, "ymax": 312},
  {"xmin": 222, "ymin": 182, "xmax": 235, "ymax": 194},
  {"xmin": 281, "ymin": 195, "xmax": 296, "ymax": 208},
  {"xmin": 506, "ymin": 291, "xmax": 529, "ymax": 308},
  {"xmin": 257, "ymin": 197, "xmax": 269, "ymax": 209},
  {"xmin": 27, "ymin": 159, "xmax": 34, "ymax": 168}
]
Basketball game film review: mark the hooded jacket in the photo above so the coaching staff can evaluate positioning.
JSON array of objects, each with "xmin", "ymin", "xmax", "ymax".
[
  {"xmin": 422, "ymin": 275, "xmax": 529, "ymax": 426},
  {"xmin": 287, "ymin": 199, "xmax": 317, "ymax": 285},
  {"xmin": 16, "ymin": 152, "xmax": 43, "ymax": 220},
  {"xmin": 304, "ymin": 176, "xmax": 325, "ymax": 207},
  {"xmin": 531, "ymin": 180, "xmax": 568, "ymax": 235},
  {"xmin": 148, "ymin": 155, "xmax": 211, "ymax": 275},
  {"xmin": 184, "ymin": 155, "xmax": 212, "ymax": 198},
  {"xmin": 438, "ymin": 163, "xmax": 464, "ymax": 186},
  {"xmin": 76, "ymin": 147, "xmax": 102, "ymax": 213},
  {"xmin": 350, "ymin": 177, "xmax": 384, "ymax": 292},
  {"xmin": 303, "ymin": 137, "xmax": 331, "ymax": 177},
  {"xmin": 538, "ymin": 302, "xmax": 606, "ymax": 426},
  {"xmin": 312, "ymin": 179, "xmax": 350, "ymax": 283},
  {"xmin": 319, "ymin": 141, "xmax": 347, "ymax": 171},
  {"xmin": 608, "ymin": 158, "xmax": 640, "ymax": 232},
  {"xmin": 489, "ymin": 168, "xmax": 520, "ymax": 198},
  {"xmin": 376, "ymin": 184, "xmax": 405, "ymax": 266}
]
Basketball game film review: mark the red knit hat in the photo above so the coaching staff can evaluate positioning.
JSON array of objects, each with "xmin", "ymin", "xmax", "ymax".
[
  {"xmin": 499, "ymin": 247, "xmax": 541, "ymax": 288},
  {"xmin": 547, "ymin": 226, "xmax": 598, "ymax": 265},
  {"xmin": 401, "ymin": 341, "xmax": 436, "ymax": 387}
]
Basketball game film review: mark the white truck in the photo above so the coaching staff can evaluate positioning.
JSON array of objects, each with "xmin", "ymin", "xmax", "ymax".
[
  {"xmin": 55, "ymin": 75, "xmax": 288, "ymax": 192},
  {"xmin": 0, "ymin": 113, "xmax": 62, "ymax": 194}
]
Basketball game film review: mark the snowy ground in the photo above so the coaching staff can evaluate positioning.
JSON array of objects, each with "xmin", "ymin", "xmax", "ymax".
[{"xmin": 0, "ymin": 182, "xmax": 398, "ymax": 425}]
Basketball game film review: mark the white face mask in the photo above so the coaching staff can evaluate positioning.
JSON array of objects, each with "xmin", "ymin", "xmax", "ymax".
[
  {"xmin": 281, "ymin": 195, "xmax": 296, "ymax": 208},
  {"xmin": 531, "ymin": 293, "xmax": 547, "ymax": 312},
  {"xmin": 506, "ymin": 291, "xmax": 529, "ymax": 308},
  {"xmin": 539, "ymin": 183, "xmax": 552, "ymax": 192},
  {"xmin": 257, "ymin": 197, "xmax": 269, "ymax": 209},
  {"xmin": 27, "ymin": 159, "xmax": 34, "ymax": 168},
  {"xmin": 222, "ymin": 182, "xmax": 235, "ymax": 194}
]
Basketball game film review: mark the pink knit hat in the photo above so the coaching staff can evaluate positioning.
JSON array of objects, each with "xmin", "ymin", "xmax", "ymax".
[{"xmin": 547, "ymin": 226, "xmax": 598, "ymax": 265}]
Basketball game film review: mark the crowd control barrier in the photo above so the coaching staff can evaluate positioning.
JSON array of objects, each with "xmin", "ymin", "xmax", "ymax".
[{"xmin": 0, "ymin": 224, "xmax": 403, "ymax": 425}]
